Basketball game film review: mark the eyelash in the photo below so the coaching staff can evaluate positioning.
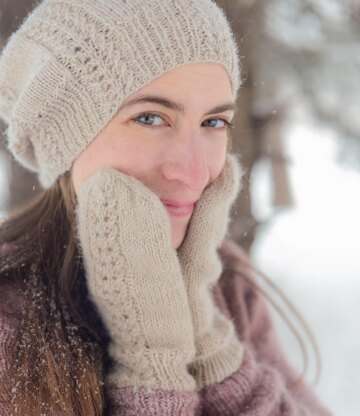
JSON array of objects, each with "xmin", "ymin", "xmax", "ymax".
[{"xmin": 132, "ymin": 112, "xmax": 234, "ymax": 130}]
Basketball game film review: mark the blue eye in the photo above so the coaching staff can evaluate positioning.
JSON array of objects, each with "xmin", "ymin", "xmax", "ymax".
[
  {"xmin": 134, "ymin": 113, "xmax": 166, "ymax": 127},
  {"xmin": 203, "ymin": 118, "xmax": 234, "ymax": 129},
  {"xmin": 133, "ymin": 112, "xmax": 234, "ymax": 130}
]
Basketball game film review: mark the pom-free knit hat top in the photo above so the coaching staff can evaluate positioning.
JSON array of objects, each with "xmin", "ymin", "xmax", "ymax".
[{"xmin": 0, "ymin": 0, "xmax": 241, "ymax": 188}]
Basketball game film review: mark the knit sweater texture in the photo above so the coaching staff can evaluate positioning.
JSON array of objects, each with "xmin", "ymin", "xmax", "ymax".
[{"xmin": 0, "ymin": 239, "xmax": 333, "ymax": 415}]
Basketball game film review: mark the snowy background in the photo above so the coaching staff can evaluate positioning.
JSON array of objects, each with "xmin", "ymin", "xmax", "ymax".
[{"xmin": 250, "ymin": 108, "xmax": 360, "ymax": 416}]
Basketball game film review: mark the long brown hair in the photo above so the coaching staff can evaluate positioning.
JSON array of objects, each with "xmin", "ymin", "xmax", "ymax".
[
  {"xmin": 0, "ymin": 171, "xmax": 112, "ymax": 415},
  {"xmin": 0, "ymin": 168, "xmax": 321, "ymax": 414}
]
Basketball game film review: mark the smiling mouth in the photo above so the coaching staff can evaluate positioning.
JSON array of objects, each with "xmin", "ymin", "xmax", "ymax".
[{"xmin": 163, "ymin": 202, "xmax": 195, "ymax": 217}]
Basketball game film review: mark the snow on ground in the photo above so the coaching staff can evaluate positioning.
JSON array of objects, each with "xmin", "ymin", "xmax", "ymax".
[{"xmin": 251, "ymin": 121, "xmax": 360, "ymax": 416}]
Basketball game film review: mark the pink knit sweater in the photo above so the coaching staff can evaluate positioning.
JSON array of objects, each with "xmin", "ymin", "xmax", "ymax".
[{"xmin": 0, "ymin": 239, "xmax": 332, "ymax": 415}]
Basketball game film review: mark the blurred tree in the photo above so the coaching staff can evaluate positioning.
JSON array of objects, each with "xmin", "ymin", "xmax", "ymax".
[
  {"xmin": 218, "ymin": 0, "xmax": 294, "ymax": 252},
  {"xmin": 219, "ymin": 0, "xmax": 360, "ymax": 252},
  {"xmin": 0, "ymin": 0, "xmax": 40, "ymax": 214},
  {"xmin": 259, "ymin": 0, "xmax": 360, "ymax": 168}
]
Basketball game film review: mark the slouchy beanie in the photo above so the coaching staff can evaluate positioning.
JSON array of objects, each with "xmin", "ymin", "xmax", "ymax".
[{"xmin": 0, "ymin": 0, "xmax": 241, "ymax": 188}]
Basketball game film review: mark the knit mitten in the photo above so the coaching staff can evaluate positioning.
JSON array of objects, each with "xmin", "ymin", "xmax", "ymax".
[
  {"xmin": 75, "ymin": 167, "xmax": 196, "ymax": 391},
  {"xmin": 177, "ymin": 154, "xmax": 245, "ymax": 389}
]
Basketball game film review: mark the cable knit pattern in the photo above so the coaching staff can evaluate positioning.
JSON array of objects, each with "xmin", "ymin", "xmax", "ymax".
[
  {"xmin": 0, "ymin": 240, "xmax": 333, "ymax": 415},
  {"xmin": 75, "ymin": 167, "xmax": 196, "ymax": 391},
  {"xmin": 178, "ymin": 154, "xmax": 246, "ymax": 389},
  {"xmin": 0, "ymin": 0, "xmax": 241, "ymax": 188}
]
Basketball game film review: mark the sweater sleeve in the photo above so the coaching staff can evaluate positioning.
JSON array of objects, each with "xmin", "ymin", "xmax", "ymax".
[
  {"xmin": 104, "ymin": 385, "xmax": 200, "ymax": 415},
  {"xmin": 198, "ymin": 239, "xmax": 334, "ymax": 416}
]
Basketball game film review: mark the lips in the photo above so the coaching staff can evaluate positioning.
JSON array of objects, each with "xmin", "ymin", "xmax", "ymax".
[{"xmin": 160, "ymin": 199, "xmax": 196, "ymax": 217}]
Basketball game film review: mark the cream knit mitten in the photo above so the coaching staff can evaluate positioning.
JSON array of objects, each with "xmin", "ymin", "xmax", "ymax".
[
  {"xmin": 178, "ymin": 154, "xmax": 245, "ymax": 389},
  {"xmin": 75, "ymin": 168, "xmax": 196, "ymax": 391}
]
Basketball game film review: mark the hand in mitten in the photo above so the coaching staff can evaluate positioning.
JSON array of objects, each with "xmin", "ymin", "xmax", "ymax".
[
  {"xmin": 75, "ymin": 167, "xmax": 196, "ymax": 391},
  {"xmin": 177, "ymin": 154, "xmax": 245, "ymax": 389}
]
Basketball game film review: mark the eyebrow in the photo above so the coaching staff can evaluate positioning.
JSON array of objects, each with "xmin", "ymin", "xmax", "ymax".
[{"xmin": 119, "ymin": 94, "xmax": 236, "ymax": 115}]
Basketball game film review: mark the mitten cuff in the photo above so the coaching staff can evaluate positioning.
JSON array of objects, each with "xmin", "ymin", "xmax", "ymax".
[
  {"xmin": 190, "ymin": 312, "xmax": 244, "ymax": 389},
  {"xmin": 107, "ymin": 347, "xmax": 197, "ymax": 391}
]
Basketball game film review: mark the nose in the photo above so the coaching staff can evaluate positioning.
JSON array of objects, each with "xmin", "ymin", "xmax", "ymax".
[{"xmin": 161, "ymin": 135, "xmax": 210, "ymax": 191}]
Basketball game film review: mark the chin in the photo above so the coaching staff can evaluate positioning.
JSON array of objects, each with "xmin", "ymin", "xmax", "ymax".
[
  {"xmin": 170, "ymin": 217, "xmax": 190, "ymax": 250},
  {"xmin": 172, "ymin": 234, "xmax": 184, "ymax": 250}
]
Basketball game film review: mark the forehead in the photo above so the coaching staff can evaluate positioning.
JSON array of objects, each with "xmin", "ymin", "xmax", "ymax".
[{"xmin": 121, "ymin": 62, "xmax": 233, "ymax": 110}]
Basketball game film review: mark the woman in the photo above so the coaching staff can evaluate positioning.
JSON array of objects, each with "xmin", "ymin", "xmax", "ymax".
[{"xmin": 0, "ymin": 0, "xmax": 332, "ymax": 415}]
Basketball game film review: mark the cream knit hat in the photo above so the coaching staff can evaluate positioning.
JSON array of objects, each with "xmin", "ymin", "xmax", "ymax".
[{"xmin": 0, "ymin": 0, "xmax": 241, "ymax": 189}]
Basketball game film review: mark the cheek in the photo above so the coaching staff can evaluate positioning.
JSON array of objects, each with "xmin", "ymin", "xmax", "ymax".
[
  {"xmin": 108, "ymin": 139, "xmax": 162, "ymax": 183},
  {"xmin": 71, "ymin": 145, "xmax": 102, "ymax": 194},
  {"xmin": 71, "ymin": 133, "xmax": 161, "ymax": 194},
  {"xmin": 207, "ymin": 140, "xmax": 227, "ymax": 183}
]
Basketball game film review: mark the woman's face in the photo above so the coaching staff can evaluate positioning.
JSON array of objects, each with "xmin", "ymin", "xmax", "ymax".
[{"xmin": 71, "ymin": 62, "xmax": 235, "ymax": 249}]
